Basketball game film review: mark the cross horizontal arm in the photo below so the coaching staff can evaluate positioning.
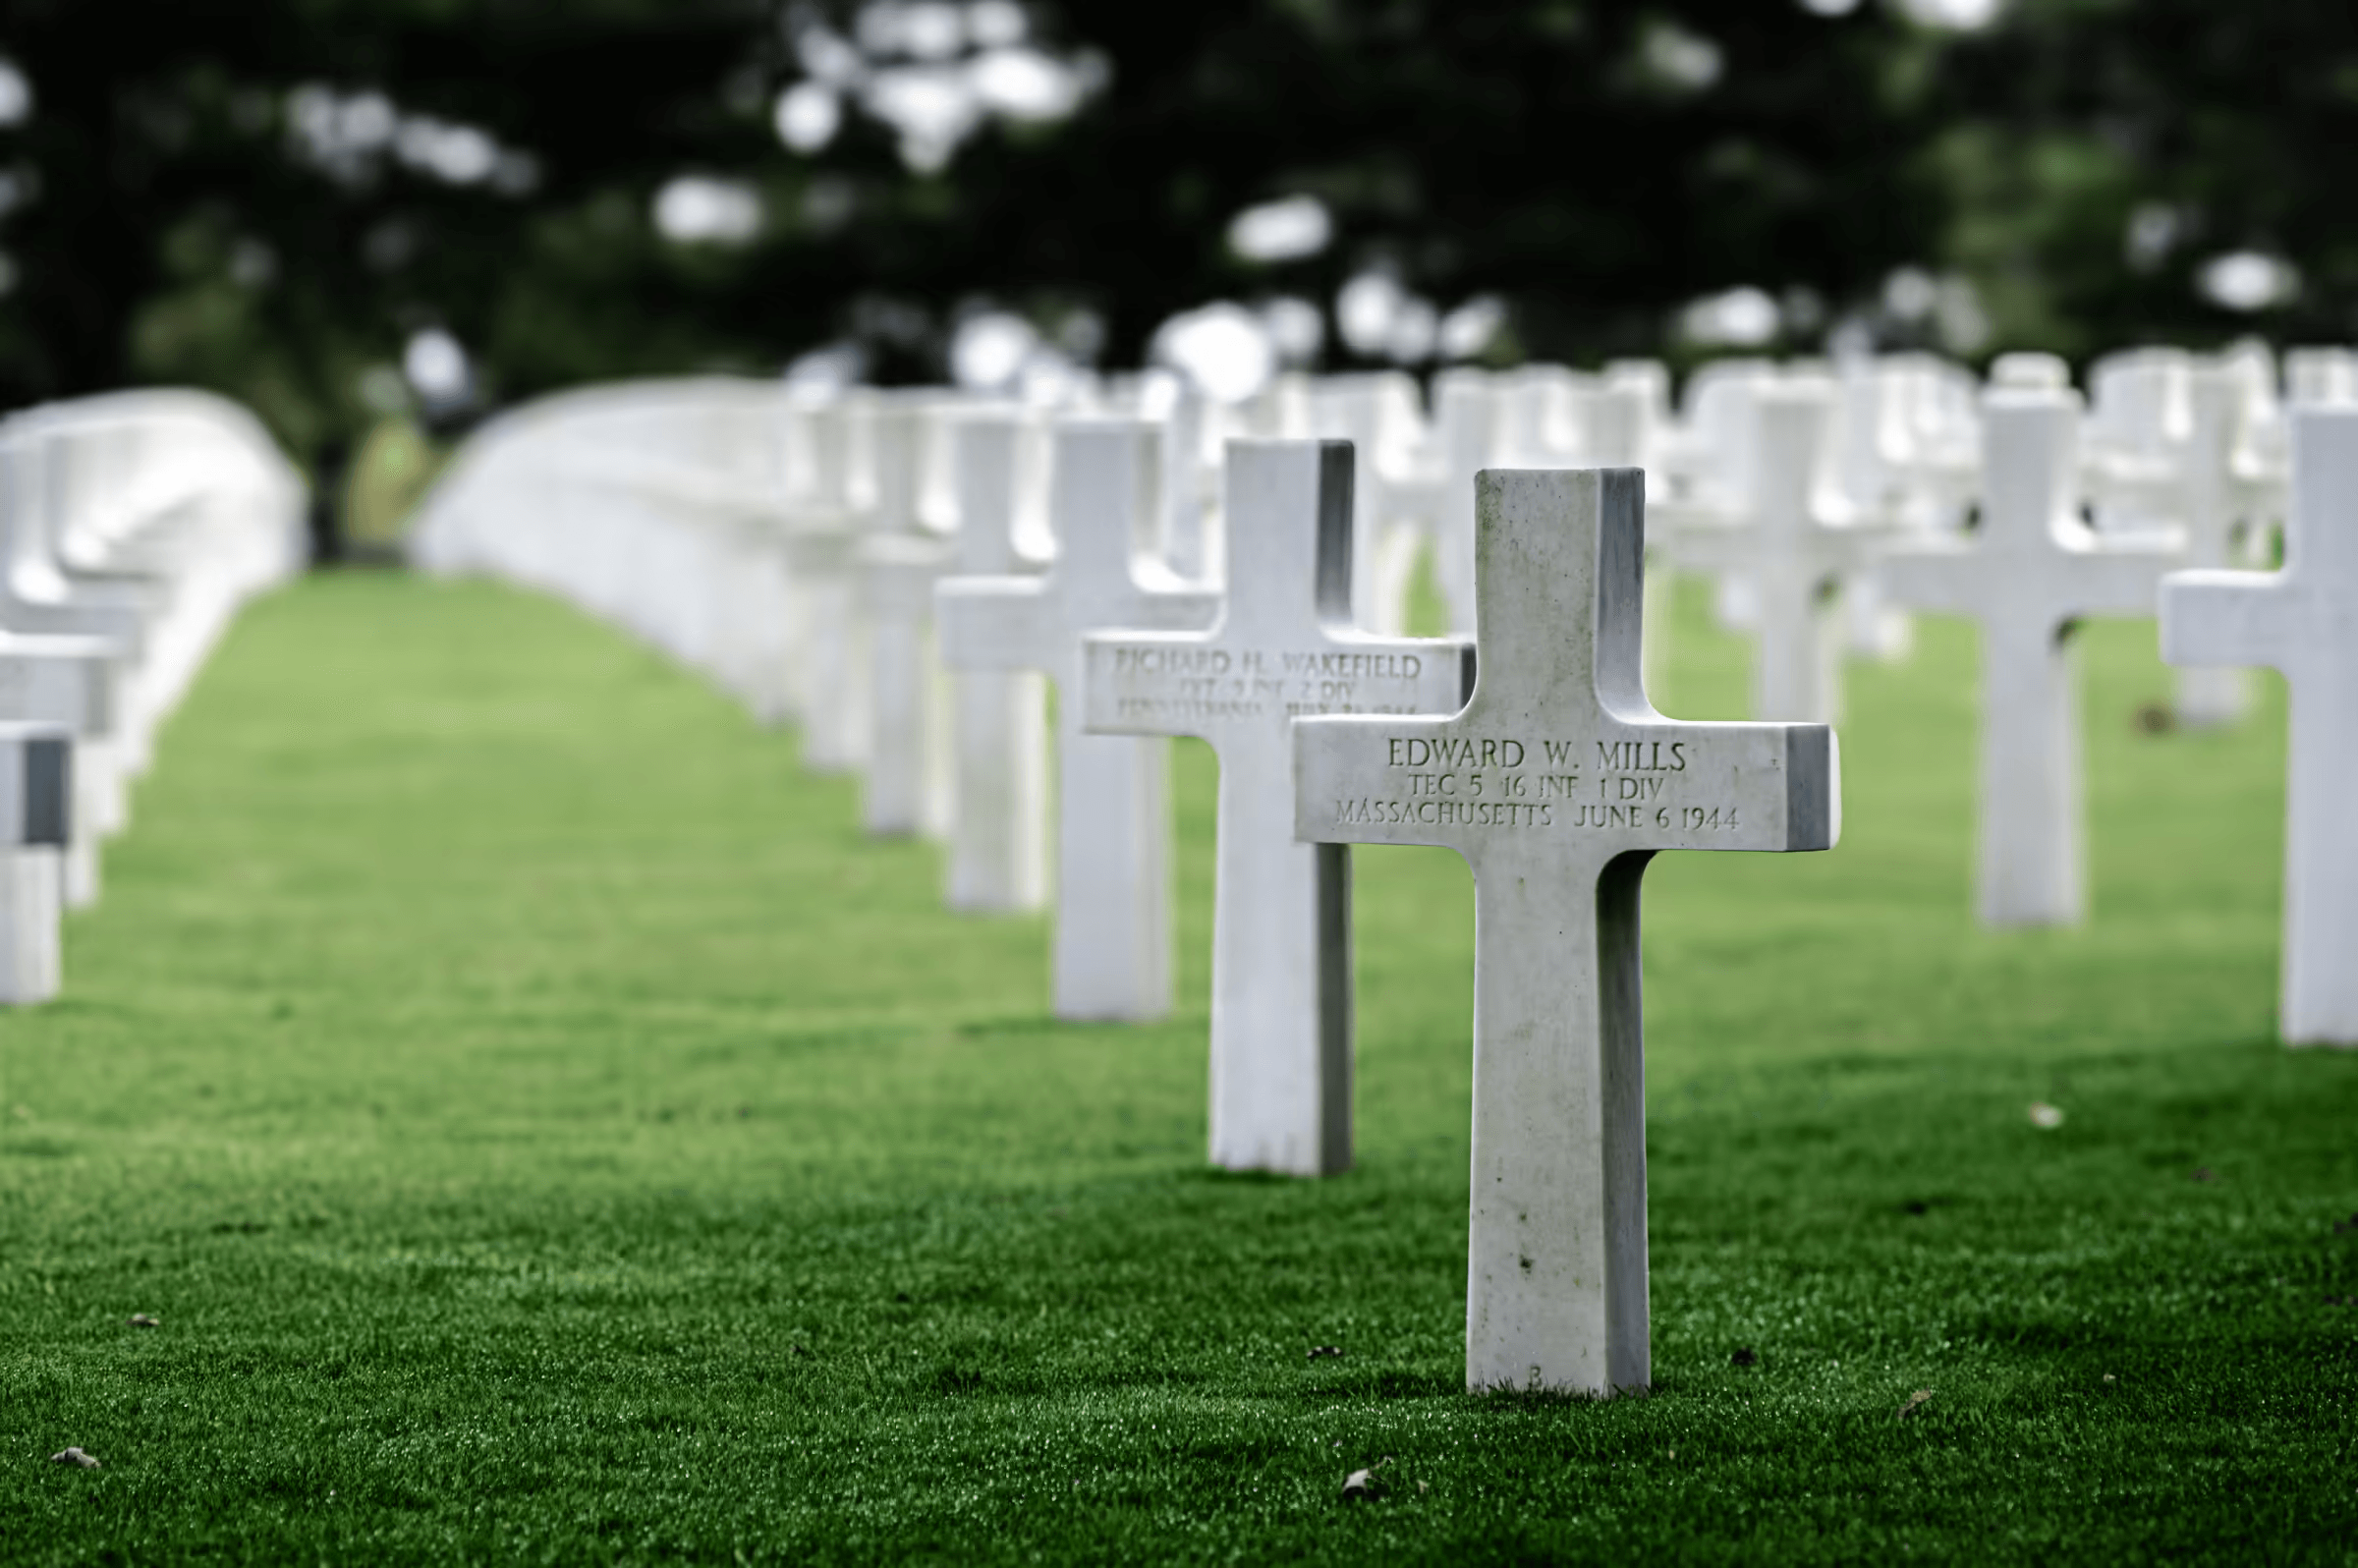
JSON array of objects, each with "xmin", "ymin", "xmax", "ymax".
[
  {"xmin": 2161, "ymin": 570, "xmax": 2296, "ymax": 672},
  {"xmin": 0, "ymin": 651, "xmax": 108, "ymax": 729},
  {"xmin": 935, "ymin": 577, "xmax": 1056, "ymax": 674},
  {"xmin": 1292, "ymin": 712, "xmax": 1837, "ymax": 863},
  {"xmin": 1877, "ymin": 542, "xmax": 1989, "ymax": 616},
  {"xmin": 1623, "ymin": 720, "xmax": 1840, "ymax": 855},
  {"xmin": 2050, "ymin": 547, "xmax": 2173, "ymax": 619}
]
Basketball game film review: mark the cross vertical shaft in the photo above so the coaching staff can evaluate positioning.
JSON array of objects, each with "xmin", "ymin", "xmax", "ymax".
[
  {"xmin": 1294, "ymin": 468, "xmax": 1836, "ymax": 1392},
  {"xmin": 1466, "ymin": 845, "xmax": 1652, "ymax": 1392}
]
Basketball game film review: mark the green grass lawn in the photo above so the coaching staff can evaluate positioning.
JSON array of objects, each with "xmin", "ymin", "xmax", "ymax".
[{"xmin": 1, "ymin": 568, "xmax": 2352, "ymax": 1564}]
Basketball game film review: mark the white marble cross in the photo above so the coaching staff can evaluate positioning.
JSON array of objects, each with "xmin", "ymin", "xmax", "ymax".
[
  {"xmin": 936, "ymin": 420, "xmax": 1218, "ymax": 1020},
  {"xmin": 0, "ymin": 636, "xmax": 116, "ymax": 910},
  {"xmin": 1881, "ymin": 386, "xmax": 2179, "ymax": 926},
  {"xmin": 1293, "ymin": 467, "xmax": 1838, "ymax": 1395},
  {"xmin": 1312, "ymin": 373, "xmax": 1438, "ymax": 637},
  {"xmin": 2086, "ymin": 349, "xmax": 2190, "ymax": 544},
  {"xmin": 1425, "ymin": 369, "xmax": 1498, "ymax": 637},
  {"xmin": 0, "ymin": 722, "xmax": 70, "ymax": 1004},
  {"xmin": 2288, "ymin": 349, "xmax": 2358, "ymax": 409},
  {"xmin": 858, "ymin": 401, "xmax": 953, "ymax": 837},
  {"xmin": 944, "ymin": 412, "xmax": 1048, "ymax": 912},
  {"xmin": 1082, "ymin": 440, "xmax": 1470, "ymax": 1175},
  {"xmin": 2162, "ymin": 406, "xmax": 2358, "ymax": 1044},
  {"xmin": 1668, "ymin": 380, "xmax": 1885, "ymax": 723},
  {"xmin": 2171, "ymin": 362, "xmax": 2264, "ymax": 727},
  {"xmin": 781, "ymin": 395, "xmax": 870, "ymax": 774},
  {"xmin": 1156, "ymin": 382, "xmax": 1216, "ymax": 585}
]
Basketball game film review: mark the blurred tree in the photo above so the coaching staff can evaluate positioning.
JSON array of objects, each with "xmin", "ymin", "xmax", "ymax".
[
  {"xmin": 1928, "ymin": 0, "xmax": 2358, "ymax": 357},
  {"xmin": 768, "ymin": 0, "xmax": 1949, "ymax": 372},
  {"xmin": 0, "ymin": 0, "xmax": 2344, "ymax": 471},
  {"xmin": 0, "ymin": 0, "xmax": 786, "ymax": 462}
]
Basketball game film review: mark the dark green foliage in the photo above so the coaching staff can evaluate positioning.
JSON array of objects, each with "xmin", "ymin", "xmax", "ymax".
[
  {"xmin": 0, "ymin": 573, "xmax": 2351, "ymax": 1561},
  {"xmin": 1, "ymin": 1, "xmax": 2352, "ymax": 473},
  {"xmin": 1929, "ymin": 0, "xmax": 2358, "ymax": 353}
]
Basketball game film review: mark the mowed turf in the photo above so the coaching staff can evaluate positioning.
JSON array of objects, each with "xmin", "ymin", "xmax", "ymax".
[{"xmin": 2, "ymin": 568, "xmax": 2353, "ymax": 1564}]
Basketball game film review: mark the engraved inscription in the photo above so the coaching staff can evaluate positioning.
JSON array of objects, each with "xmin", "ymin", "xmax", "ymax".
[
  {"xmin": 1103, "ymin": 644, "xmax": 1444, "ymax": 722},
  {"xmin": 1332, "ymin": 731, "xmax": 1745, "ymax": 834}
]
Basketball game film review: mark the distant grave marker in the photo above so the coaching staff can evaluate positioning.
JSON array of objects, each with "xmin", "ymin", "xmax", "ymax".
[
  {"xmin": 2171, "ymin": 363, "xmax": 2263, "ymax": 727},
  {"xmin": 0, "ymin": 636, "xmax": 115, "ymax": 908},
  {"xmin": 858, "ymin": 401, "xmax": 952, "ymax": 838},
  {"xmin": 944, "ymin": 413, "xmax": 1048, "ymax": 912},
  {"xmin": 1881, "ymin": 387, "xmax": 2178, "ymax": 926},
  {"xmin": 937, "ymin": 421, "xmax": 1217, "ymax": 1020},
  {"xmin": 1671, "ymin": 381, "xmax": 1886, "ymax": 723},
  {"xmin": 1083, "ymin": 440, "xmax": 1468, "ymax": 1174},
  {"xmin": 1426, "ymin": 369, "xmax": 1499, "ymax": 637},
  {"xmin": 1293, "ymin": 467, "xmax": 1838, "ymax": 1394},
  {"xmin": 1311, "ymin": 373, "xmax": 1431, "ymax": 636},
  {"xmin": 0, "ymin": 722, "xmax": 71, "ymax": 1004},
  {"xmin": 781, "ymin": 395, "xmax": 871, "ymax": 774}
]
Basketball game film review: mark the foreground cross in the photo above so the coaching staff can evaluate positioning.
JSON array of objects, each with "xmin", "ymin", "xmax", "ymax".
[
  {"xmin": 1293, "ymin": 468, "xmax": 1838, "ymax": 1395},
  {"xmin": 2162, "ymin": 406, "xmax": 2358, "ymax": 1045},
  {"xmin": 1881, "ymin": 386, "xmax": 2178, "ymax": 926},
  {"xmin": 1083, "ymin": 441, "xmax": 1469, "ymax": 1175},
  {"xmin": 937, "ymin": 421, "xmax": 1217, "ymax": 1020}
]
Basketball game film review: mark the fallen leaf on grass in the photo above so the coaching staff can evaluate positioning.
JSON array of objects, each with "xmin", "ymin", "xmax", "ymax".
[
  {"xmin": 50, "ymin": 1448, "xmax": 99, "ymax": 1469},
  {"xmin": 1897, "ymin": 1390, "xmax": 1934, "ymax": 1421},
  {"xmin": 127, "ymin": 1315, "xmax": 158, "ymax": 1329},
  {"xmin": 1307, "ymin": 1345, "xmax": 1343, "ymax": 1362},
  {"xmin": 2027, "ymin": 1103, "xmax": 2065, "ymax": 1130},
  {"xmin": 1341, "ymin": 1456, "xmax": 1390, "ymax": 1501}
]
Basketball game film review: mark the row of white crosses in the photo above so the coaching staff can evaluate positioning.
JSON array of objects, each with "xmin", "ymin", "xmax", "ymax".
[
  {"xmin": 419, "ymin": 376, "xmax": 1829, "ymax": 1394},
  {"xmin": 415, "ymin": 345, "xmax": 2358, "ymax": 1031},
  {"xmin": 932, "ymin": 367, "xmax": 2358, "ymax": 1400},
  {"xmin": 936, "ymin": 419, "xmax": 1831, "ymax": 1383},
  {"xmin": 412, "ymin": 342, "xmax": 2358, "ymax": 972},
  {"xmin": 0, "ymin": 391, "xmax": 307, "ymax": 1002},
  {"xmin": 413, "ymin": 358, "xmax": 1774, "ymax": 937},
  {"xmin": 410, "ymin": 342, "xmax": 2358, "ymax": 1399},
  {"xmin": 1631, "ymin": 345, "xmax": 2358, "ymax": 955}
]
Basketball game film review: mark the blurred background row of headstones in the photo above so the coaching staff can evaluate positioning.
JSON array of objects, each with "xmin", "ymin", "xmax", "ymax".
[{"xmin": 0, "ymin": 0, "xmax": 2344, "ymax": 548}]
